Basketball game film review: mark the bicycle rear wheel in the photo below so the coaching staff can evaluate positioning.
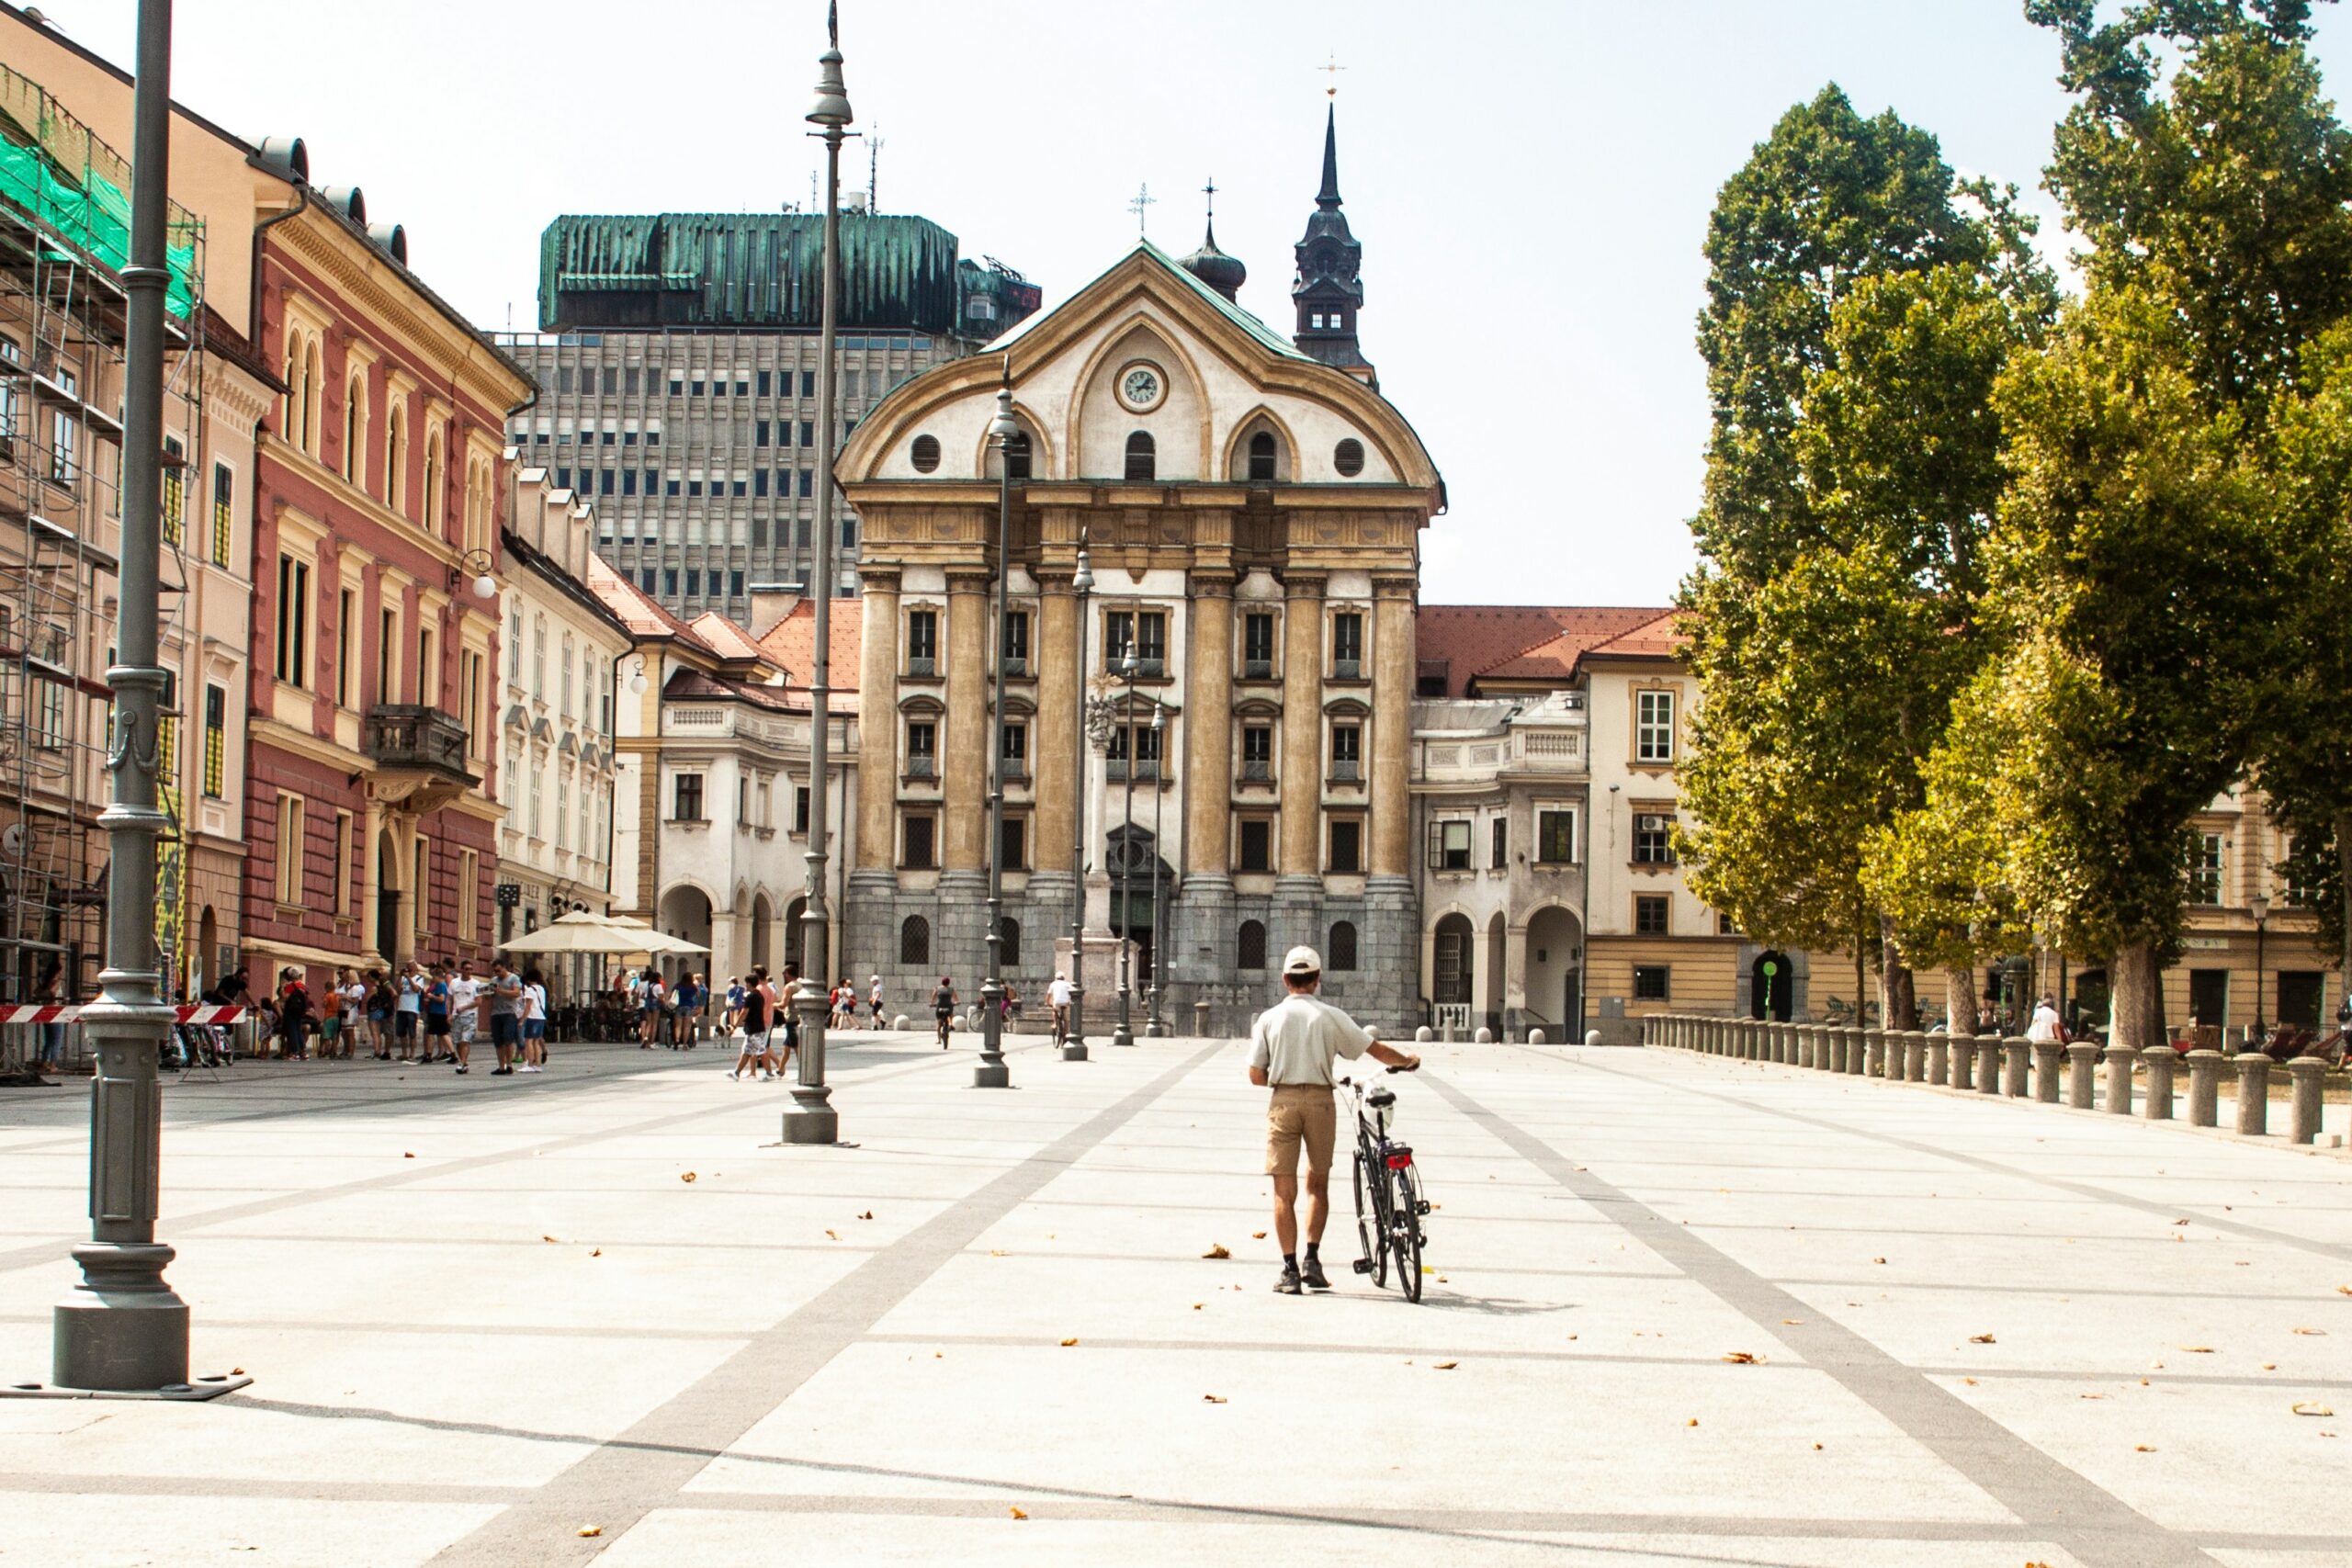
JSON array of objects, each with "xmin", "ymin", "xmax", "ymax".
[
  {"xmin": 1353, "ymin": 1145, "xmax": 1388, "ymax": 1288},
  {"xmin": 1392, "ymin": 1164, "xmax": 1424, "ymax": 1302}
]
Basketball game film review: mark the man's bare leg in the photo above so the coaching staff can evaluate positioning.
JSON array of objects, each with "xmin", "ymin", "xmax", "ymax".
[
  {"xmin": 1305, "ymin": 1171, "xmax": 1330, "ymax": 1247},
  {"xmin": 1272, "ymin": 1174, "xmax": 1301, "ymax": 1257}
]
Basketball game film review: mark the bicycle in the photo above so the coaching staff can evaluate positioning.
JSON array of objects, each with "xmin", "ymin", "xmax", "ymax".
[{"xmin": 1340, "ymin": 1067, "xmax": 1428, "ymax": 1302}]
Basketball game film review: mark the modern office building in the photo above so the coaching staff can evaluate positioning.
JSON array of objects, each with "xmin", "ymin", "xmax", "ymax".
[{"xmin": 499, "ymin": 207, "xmax": 1039, "ymax": 624}]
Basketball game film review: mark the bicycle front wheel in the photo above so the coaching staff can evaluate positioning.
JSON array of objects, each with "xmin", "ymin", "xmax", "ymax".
[
  {"xmin": 1353, "ymin": 1145, "xmax": 1388, "ymax": 1287},
  {"xmin": 1393, "ymin": 1163, "xmax": 1424, "ymax": 1302}
]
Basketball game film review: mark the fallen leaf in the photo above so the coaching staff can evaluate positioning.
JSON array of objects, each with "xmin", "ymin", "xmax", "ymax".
[
  {"xmin": 2173, "ymin": 1218, "xmax": 2189, "ymax": 1225},
  {"xmin": 1251, "ymin": 1231, "xmax": 1267, "ymax": 1240},
  {"xmin": 2293, "ymin": 1327, "xmax": 2326, "ymax": 1337},
  {"xmin": 989, "ymin": 1249, "xmax": 1006, "ymax": 1257},
  {"xmin": 1781, "ymin": 1317, "xmax": 1804, "ymax": 1325},
  {"xmin": 2262, "ymin": 1362, "xmax": 2277, "ymax": 1371},
  {"xmin": 1811, "ymin": 1441, "xmax": 1824, "ymax": 1450},
  {"xmin": 2293, "ymin": 1402, "xmax": 2335, "ymax": 1417},
  {"xmin": 1970, "ymin": 1334, "xmax": 1997, "ymax": 1344},
  {"xmin": 1722, "ymin": 1351, "xmax": 1758, "ymax": 1364},
  {"xmin": 1962, "ymin": 1377, "xmax": 1978, "ymax": 1386},
  {"xmin": 858, "ymin": 1211, "xmax": 874, "ymax": 1221},
  {"xmin": 680, "ymin": 1172, "xmax": 696, "ymax": 1183},
  {"xmin": 1872, "ymin": 1257, "xmax": 1887, "ymax": 1265},
  {"xmin": 2338, "ymin": 1285, "xmax": 2352, "ymax": 1296},
  {"xmin": 577, "ymin": 1526, "xmax": 602, "ymax": 1538},
  {"xmin": 1203, "ymin": 1244, "xmax": 1230, "ymax": 1259},
  {"xmin": 231, "ymin": 1367, "xmax": 244, "ymax": 1375},
  {"xmin": 590, "ymin": 1248, "xmax": 602, "ymax": 1257},
  {"xmin": 2081, "ymin": 1393, "xmax": 2103, "ymax": 1400},
  {"xmin": 542, "ymin": 1235, "xmax": 558, "ymax": 1243},
  {"xmin": 825, "ymin": 1229, "xmax": 840, "ymax": 1240},
  {"xmin": 1438, "ymin": 1276, "xmax": 1449, "ymax": 1283},
  {"xmin": 1428, "ymin": 1202, "xmax": 1442, "ymax": 1210},
  {"xmin": 1685, "ymin": 1417, "xmax": 1699, "ymax": 1427},
  {"xmin": 1432, "ymin": 1360, "xmax": 1459, "ymax": 1371},
  {"xmin": 403, "ymin": 1152, "xmax": 415, "ymax": 1159},
  {"xmin": 2134, "ymin": 1444, "xmax": 2155, "ymax": 1452},
  {"xmin": 2179, "ymin": 1346, "xmax": 2215, "ymax": 1354},
  {"xmin": 1192, "ymin": 1303, "xmax": 1204, "ymax": 1310},
  {"xmin": 1202, "ymin": 1394, "xmax": 1227, "ymax": 1404},
  {"xmin": 1060, "ymin": 1337, "xmax": 1078, "ymax": 1347},
  {"xmin": 1007, "ymin": 1506, "xmax": 1028, "ymax": 1520}
]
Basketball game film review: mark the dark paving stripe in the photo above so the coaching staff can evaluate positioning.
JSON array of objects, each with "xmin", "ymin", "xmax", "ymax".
[
  {"xmin": 0, "ymin": 1042, "xmax": 1054, "ymax": 1277},
  {"xmin": 1423, "ymin": 1067, "xmax": 2225, "ymax": 1568},
  {"xmin": 1566, "ymin": 1048, "xmax": 2352, "ymax": 1264},
  {"xmin": 429, "ymin": 1041, "xmax": 1224, "ymax": 1566}
]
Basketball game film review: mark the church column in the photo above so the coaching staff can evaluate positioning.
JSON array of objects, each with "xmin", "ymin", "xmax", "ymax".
[
  {"xmin": 1278, "ymin": 573, "xmax": 1325, "ymax": 881},
  {"xmin": 1370, "ymin": 575, "xmax": 1416, "ymax": 880},
  {"xmin": 854, "ymin": 570, "xmax": 899, "ymax": 872},
  {"xmin": 943, "ymin": 570, "xmax": 990, "ymax": 871},
  {"xmin": 1033, "ymin": 574, "xmax": 1077, "ymax": 878},
  {"xmin": 1186, "ymin": 573, "xmax": 1235, "ymax": 876}
]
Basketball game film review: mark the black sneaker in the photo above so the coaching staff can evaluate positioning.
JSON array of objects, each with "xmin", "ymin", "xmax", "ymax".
[
  {"xmin": 455, "ymin": 1065, "xmax": 469, "ymax": 1075},
  {"xmin": 1300, "ymin": 1257, "xmax": 1331, "ymax": 1291},
  {"xmin": 1273, "ymin": 1266, "xmax": 1303, "ymax": 1295}
]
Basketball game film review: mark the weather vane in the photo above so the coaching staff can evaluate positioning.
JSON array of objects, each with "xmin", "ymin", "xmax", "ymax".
[
  {"xmin": 1128, "ymin": 182, "xmax": 1157, "ymax": 234},
  {"xmin": 1319, "ymin": 51, "xmax": 1345, "ymax": 96}
]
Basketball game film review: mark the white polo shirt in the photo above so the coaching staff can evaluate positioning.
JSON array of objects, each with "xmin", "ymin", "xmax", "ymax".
[{"xmin": 1248, "ymin": 993, "xmax": 1372, "ymax": 1088}]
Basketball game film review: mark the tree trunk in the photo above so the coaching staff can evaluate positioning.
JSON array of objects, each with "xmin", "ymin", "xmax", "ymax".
[
  {"xmin": 1878, "ymin": 919, "xmax": 1917, "ymax": 1030},
  {"xmin": 1945, "ymin": 966, "xmax": 1979, "ymax": 1037},
  {"xmin": 2109, "ymin": 942, "xmax": 2165, "ymax": 1051},
  {"xmin": 2336, "ymin": 811, "xmax": 2352, "ymax": 1002}
]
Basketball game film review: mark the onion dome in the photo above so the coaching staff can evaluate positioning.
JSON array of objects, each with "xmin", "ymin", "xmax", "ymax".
[{"xmin": 1181, "ymin": 220, "xmax": 1247, "ymax": 302}]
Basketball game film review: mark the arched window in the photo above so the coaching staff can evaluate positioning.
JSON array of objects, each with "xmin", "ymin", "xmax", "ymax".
[
  {"xmin": 423, "ymin": 429, "xmax": 444, "ymax": 536},
  {"xmin": 910, "ymin": 434, "xmax": 941, "ymax": 473},
  {"xmin": 343, "ymin": 373, "xmax": 365, "ymax": 486},
  {"xmin": 1124, "ymin": 430, "xmax": 1155, "ymax": 482},
  {"xmin": 1005, "ymin": 430, "xmax": 1032, "ymax": 480},
  {"xmin": 1238, "ymin": 919, "xmax": 1266, "ymax": 971},
  {"xmin": 280, "ymin": 330, "xmax": 304, "ymax": 444},
  {"xmin": 1000, "ymin": 917, "xmax": 1021, "ymax": 968},
  {"xmin": 1329, "ymin": 920, "xmax": 1358, "ymax": 972},
  {"xmin": 302, "ymin": 343, "xmax": 320, "ymax": 454},
  {"xmin": 899, "ymin": 914, "xmax": 931, "ymax": 966},
  {"xmin": 386, "ymin": 402, "xmax": 408, "ymax": 516},
  {"xmin": 1248, "ymin": 430, "xmax": 1277, "ymax": 482}
]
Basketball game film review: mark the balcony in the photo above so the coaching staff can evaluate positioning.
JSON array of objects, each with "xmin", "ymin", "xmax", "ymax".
[{"xmin": 364, "ymin": 705, "xmax": 474, "ymax": 810}]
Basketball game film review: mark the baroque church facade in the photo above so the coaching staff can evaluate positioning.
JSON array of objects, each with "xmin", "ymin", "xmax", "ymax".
[{"xmin": 836, "ymin": 113, "xmax": 1442, "ymax": 1033}]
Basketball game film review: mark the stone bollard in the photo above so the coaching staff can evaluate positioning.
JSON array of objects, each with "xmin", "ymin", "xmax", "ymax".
[
  {"xmin": 1954, "ymin": 1033, "xmax": 1976, "ymax": 1090},
  {"xmin": 2032, "ymin": 1042, "xmax": 2063, "ymax": 1103},
  {"xmin": 2186, "ymin": 1049, "xmax": 2222, "ymax": 1126},
  {"xmin": 2066, "ymin": 1043, "xmax": 2098, "ymax": 1109},
  {"xmin": 1195, "ymin": 999, "xmax": 1213, "ymax": 1038},
  {"xmin": 893, "ymin": 1013, "xmax": 910, "ymax": 1031},
  {"xmin": 1903, "ymin": 1031, "xmax": 1927, "ymax": 1083},
  {"xmin": 1587, "ymin": 1030, "xmax": 1602, "ymax": 1046},
  {"xmin": 1750, "ymin": 1021, "xmax": 1767, "ymax": 1061},
  {"xmin": 2141, "ymin": 1046, "xmax": 2176, "ymax": 1121},
  {"xmin": 1529, "ymin": 1029, "xmax": 1547, "ymax": 1046},
  {"xmin": 1864, "ymin": 1029, "xmax": 1886, "ymax": 1079},
  {"xmin": 1927, "ymin": 1034, "xmax": 1950, "ymax": 1087},
  {"xmin": 1840, "ymin": 1027, "xmax": 1862, "ymax": 1075},
  {"xmin": 2101, "ymin": 1043, "xmax": 2135, "ymax": 1115},
  {"xmin": 2002, "ymin": 1038, "xmax": 2030, "ymax": 1097},
  {"xmin": 2234, "ymin": 1054, "xmax": 2272, "ymax": 1136},
  {"xmin": 1415, "ymin": 1025, "xmax": 1434, "ymax": 1043},
  {"xmin": 2287, "ymin": 1057, "xmax": 2325, "ymax": 1145},
  {"xmin": 1976, "ymin": 1037, "xmax": 2003, "ymax": 1095},
  {"xmin": 1475, "ymin": 1026, "xmax": 1495, "ymax": 1045}
]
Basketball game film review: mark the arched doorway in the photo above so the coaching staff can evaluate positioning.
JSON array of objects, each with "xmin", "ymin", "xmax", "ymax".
[
  {"xmin": 656, "ymin": 885, "xmax": 714, "ymax": 983},
  {"xmin": 784, "ymin": 897, "xmax": 806, "ymax": 977},
  {"xmin": 1483, "ymin": 911, "xmax": 1507, "ymax": 1032},
  {"xmin": 195, "ymin": 906, "xmax": 218, "ymax": 997},
  {"xmin": 375, "ymin": 830, "xmax": 401, "ymax": 963},
  {"xmin": 1432, "ymin": 913, "xmax": 1474, "ymax": 1007},
  {"xmin": 1527, "ymin": 906, "xmax": 1583, "ymax": 1039},
  {"xmin": 1751, "ymin": 950, "xmax": 1793, "ymax": 1021},
  {"xmin": 750, "ymin": 894, "xmax": 775, "ymax": 979},
  {"xmin": 1106, "ymin": 825, "xmax": 1170, "ymax": 986}
]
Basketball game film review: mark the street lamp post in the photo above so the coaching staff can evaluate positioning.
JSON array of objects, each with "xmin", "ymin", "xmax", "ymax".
[
  {"xmin": 975, "ymin": 374, "xmax": 1017, "ymax": 1089},
  {"xmin": 50, "ymin": 0, "xmax": 208, "ymax": 1395},
  {"xmin": 1111, "ymin": 653, "xmax": 1139, "ymax": 1046},
  {"xmin": 2250, "ymin": 892, "xmax": 2270, "ymax": 1047},
  {"xmin": 1064, "ymin": 533, "xmax": 1092, "ymax": 1062},
  {"xmin": 784, "ymin": 9, "xmax": 851, "ymax": 1145},
  {"xmin": 1144, "ymin": 699, "xmax": 1167, "ymax": 1037}
]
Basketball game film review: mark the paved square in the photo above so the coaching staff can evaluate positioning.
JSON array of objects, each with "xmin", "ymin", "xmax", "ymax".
[{"xmin": 2, "ymin": 1037, "xmax": 2347, "ymax": 1566}]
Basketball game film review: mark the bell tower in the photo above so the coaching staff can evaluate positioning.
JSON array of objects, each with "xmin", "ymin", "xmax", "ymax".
[{"xmin": 1292, "ymin": 105, "xmax": 1374, "ymax": 387}]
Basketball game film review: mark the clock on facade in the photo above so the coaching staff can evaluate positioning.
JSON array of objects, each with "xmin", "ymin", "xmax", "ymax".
[{"xmin": 1116, "ymin": 362, "xmax": 1165, "ymax": 413}]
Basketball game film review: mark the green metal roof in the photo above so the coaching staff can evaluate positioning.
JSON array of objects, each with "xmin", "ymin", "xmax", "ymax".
[{"xmin": 1138, "ymin": 237, "xmax": 1311, "ymax": 361}]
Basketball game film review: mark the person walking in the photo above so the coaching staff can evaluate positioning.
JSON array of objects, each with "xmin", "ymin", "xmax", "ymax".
[
  {"xmin": 1047, "ymin": 970, "xmax": 1073, "ymax": 1047},
  {"xmin": 393, "ymin": 961, "xmax": 424, "ymax": 1061},
  {"xmin": 2026, "ymin": 994, "xmax": 2065, "ymax": 1046},
  {"xmin": 867, "ymin": 974, "xmax": 886, "ymax": 1031},
  {"xmin": 638, "ymin": 968, "xmax": 665, "ymax": 1048},
  {"xmin": 487, "ymin": 959, "xmax": 524, "ymax": 1076},
  {"xmin": 675, "ymin": 972, "xmax": 706, "ymax": 1050},
  {"xmin": 730, "ymin": 966, "xmax": 770, "ymax": 1081},
  {"xmin": 771, "ymin": 964, "xmax": 798, "ymax": 1077},
  {"xmin": 421, "ymin": 964, "xmax": 456, "ymax": 1070},
  {"xmin": 448, "ymin": 961, "xmax": 482, "ymax": 1069},
  {"xmin": 33, "ymin": 959, "xmax": 66, "ymax": 1071},
  {"xmin": 933, "ymin": 976, "xmax": 957, "ymax": 1049},
  {"xmin": 277, "ymin": 967, "xmax": 313, "ymax": 1061},
  {"xmin": 520, "ymin": 967, "xmax": 548, "ymax": 1072},
  {"xmin": 723, "ymin": 976, "xmax": 746, "ymax": 1037},
  {"xmin": 1248, "ymin": 945, "xmax": 1420, "ymax": 1295}
]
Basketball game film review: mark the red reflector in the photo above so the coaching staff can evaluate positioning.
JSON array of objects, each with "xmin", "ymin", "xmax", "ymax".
[{"xmin": 1385, "ymin": 1153, "xmax": 1413, "ymax": 1168}]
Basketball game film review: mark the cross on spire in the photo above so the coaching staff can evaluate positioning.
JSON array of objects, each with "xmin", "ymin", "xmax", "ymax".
[
  {"xmin": 1202, "ymin": 175, "xmax": 1218, "ymax": 223},
  {"xmin": 1127, "ymin": 182, "xmax": 1157, "ymax": 234},
  {"xmin": 1319, "ymin": 51, "xmax": 1345, "ymax": 96}
]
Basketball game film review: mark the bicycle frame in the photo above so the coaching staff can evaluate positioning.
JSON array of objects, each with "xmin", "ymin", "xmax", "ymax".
[{"xmin": 1341, "ymin": 1073, "xmax": 1425, "ymax": 1298}]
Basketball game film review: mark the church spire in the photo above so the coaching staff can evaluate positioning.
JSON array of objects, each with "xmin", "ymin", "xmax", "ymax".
[{"xmin": 1293, "ymin": 105, "xmax": 1374, "ymax": 386}]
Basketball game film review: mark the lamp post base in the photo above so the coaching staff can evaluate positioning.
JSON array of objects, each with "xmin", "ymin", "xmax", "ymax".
[
  {"xmin": 1059, "ymin": 1040, "xmax": 1089, "ymax": 1061},
  {"xmin": 973, "ymin": 1058, "xmax": 1010, "ymax": 1089},
  {"xmin": 780, "ymin": 1089, "xmax": 839, "ymax": 1145},
  {"xmin": 53, "ymin": 1244, "xmax": 187, "ymax": 1393}
]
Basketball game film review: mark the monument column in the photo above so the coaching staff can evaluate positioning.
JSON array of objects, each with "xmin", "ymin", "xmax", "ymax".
[
  {"xmin": 943, "ymin": 570, "xmax": 991, "ymax": 872},
  {"xmin": 1277, "ymin": 572, "xmax": 1325, "ymax": 882},
  {"xmin": 1186, "ymin": 573, "xmax": 1235, "ymax": 875},
  {"xmin": 853, "ymin": 570, "xmax": 899, "ymax": 872},
  {"xmin": 1033, "ymin": 573, "xmax": 1077, "ymax": 877},
  {"xmin": 1370, "ymin": 575, "xmax": 1416, "ymax": 879}
]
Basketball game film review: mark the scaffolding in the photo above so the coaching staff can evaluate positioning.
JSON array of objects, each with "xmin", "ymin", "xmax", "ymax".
[{"xmin": 0, "ymin": 62, "xmax": 204, "ymax": 1059}]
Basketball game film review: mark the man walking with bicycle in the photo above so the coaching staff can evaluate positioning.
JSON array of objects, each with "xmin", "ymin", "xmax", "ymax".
[{"xmin": 1248, "ymin": 946, "xmax": 1419, "ymax": 1294}]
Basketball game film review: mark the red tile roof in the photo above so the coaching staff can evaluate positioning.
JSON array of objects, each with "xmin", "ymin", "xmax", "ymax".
[
  {"xmin": 1577, "ymin": 609, "xmax": 1688, "ymax": 665},
  {"xmin": 587, "ymin": 556, "xmax": 713, "ymax": 651},
  {"xmin": 755, "ymin": 600, "xmax": 863, "ymax": 694},
  {"xmin": 1414, "ymin": 605, "xmax": 1672, "ymax": 696},
  {"xmin": 687, "ymin": 612, "xmax": 766, "ymax": 662}
]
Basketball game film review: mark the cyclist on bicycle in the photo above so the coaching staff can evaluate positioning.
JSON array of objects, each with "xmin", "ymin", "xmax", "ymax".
[{"xmin": 1248, "ymin": 945, "xmax": 1419, "ymax": 1294}]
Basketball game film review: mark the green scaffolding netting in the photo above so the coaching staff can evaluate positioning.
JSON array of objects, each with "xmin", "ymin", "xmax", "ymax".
[{"xmin": 0, "ymin": 138, "xmax": 197, "ymax": 318}]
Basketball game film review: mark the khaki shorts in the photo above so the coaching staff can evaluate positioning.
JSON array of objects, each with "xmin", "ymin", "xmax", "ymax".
[{"xmin": 1265, "ymin": 1085, "xmax": 1337, "ymax": 1179}]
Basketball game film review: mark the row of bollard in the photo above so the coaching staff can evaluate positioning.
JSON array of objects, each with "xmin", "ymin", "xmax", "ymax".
[{"xmin": 1637, "ymin": 1013, "xmax": 2335, "ymax": 1146}]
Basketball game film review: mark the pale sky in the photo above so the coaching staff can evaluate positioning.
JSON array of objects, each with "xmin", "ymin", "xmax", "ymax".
[{"xmin": 37, "ymin": 0, "xmax": 2352, "ymax": 606}]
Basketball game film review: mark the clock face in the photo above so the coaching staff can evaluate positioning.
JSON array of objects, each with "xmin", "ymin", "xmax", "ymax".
[{"xmin": 1118, "ymin": 364, "xmax": 1163, "ymax": 412}]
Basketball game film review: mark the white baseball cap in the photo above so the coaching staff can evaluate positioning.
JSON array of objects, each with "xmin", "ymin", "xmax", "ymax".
[{"xmin": 1282, "ymin": 945, "xmax": 1322, "ymax": 976}]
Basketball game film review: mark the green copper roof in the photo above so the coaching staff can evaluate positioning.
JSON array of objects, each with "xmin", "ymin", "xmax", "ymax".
[
  {"xmin": 1138, "ymin": 237, "xmax": 1311, "ymax": 361},
  {"xmin": 538, "ymin": 211, "xmax": 967, "ymax": 333}
]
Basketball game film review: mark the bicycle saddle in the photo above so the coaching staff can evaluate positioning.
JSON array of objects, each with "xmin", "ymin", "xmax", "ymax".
[{"xmin": 1367, "ymin": 1087, "xmax": 1396, "ymax": 1108}]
